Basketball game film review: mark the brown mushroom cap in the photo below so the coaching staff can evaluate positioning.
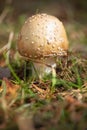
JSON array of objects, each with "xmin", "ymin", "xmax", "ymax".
[{"xmin": 17, "ymin": 13, "xmax": 69, "ymax": 60}]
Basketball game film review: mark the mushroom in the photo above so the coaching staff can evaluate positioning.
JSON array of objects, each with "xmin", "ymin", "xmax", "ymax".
[{"xmin": 17, "ymin": 13, "xmax": 69, "ymax": 78}]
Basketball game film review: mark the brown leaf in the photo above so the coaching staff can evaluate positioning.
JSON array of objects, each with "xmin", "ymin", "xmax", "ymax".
[
  {"xmin": 1, "ymin": 78, "xmax": 20, "ymax": 102},
  {"xmin": 16, "ymin": 115, "xmax": 35, "ymax": 130}
]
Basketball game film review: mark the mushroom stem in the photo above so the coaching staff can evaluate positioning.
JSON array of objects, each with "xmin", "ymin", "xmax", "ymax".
[{"xmin": 32, "ymin": 57, "xmax": 57, "ymax": 79}]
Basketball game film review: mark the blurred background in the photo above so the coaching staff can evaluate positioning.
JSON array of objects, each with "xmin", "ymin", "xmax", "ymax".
[{"xmin": 0, "ymin": 0, "xmax": 87, "ymax": 54}]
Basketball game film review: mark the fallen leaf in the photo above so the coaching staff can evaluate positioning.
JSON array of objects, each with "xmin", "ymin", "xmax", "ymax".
[{"xmin": 1, "ymin": 78, "xmax": 20, "ymax": 102}]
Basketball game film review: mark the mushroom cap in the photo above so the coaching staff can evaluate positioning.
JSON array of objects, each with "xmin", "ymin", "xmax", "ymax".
[{"xmin": 17, "ymin": 13, "xmax": 69, "ymax": 59}]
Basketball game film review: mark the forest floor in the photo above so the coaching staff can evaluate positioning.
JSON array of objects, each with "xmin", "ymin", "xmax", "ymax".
[{"xmin": 0, "ymin": 1, "xmax": 87, "ymax": 130}]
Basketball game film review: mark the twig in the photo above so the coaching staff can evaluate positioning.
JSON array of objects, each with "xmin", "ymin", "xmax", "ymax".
[
  {"xmin": 0, "ymin": 8, "xmax": 9, "ymax": 24},
  {"xmin": 0, "ymin": 44, "xmax": 8, "ymax": 55},
  {"xmin": 32, "ymin": 84, "xmax": 45, "ymax": 93},
  {"xmin": 6, "ymin": 31, "xmax": 14, "ymax": 64},
  {"xmin": 0, "ymin": 31, "xmax": 14, "ymax": 63}
]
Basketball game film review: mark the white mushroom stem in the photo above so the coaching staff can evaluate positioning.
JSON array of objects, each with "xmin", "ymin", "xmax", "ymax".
[{"xmin": 31, "ymin": 57, "xmax": 57, "ymax": 79}]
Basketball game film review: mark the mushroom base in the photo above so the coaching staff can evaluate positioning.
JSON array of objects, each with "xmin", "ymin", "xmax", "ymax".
[{"xmin": 31, "ymin": 57, "xmax": 57, "ymax": 79}]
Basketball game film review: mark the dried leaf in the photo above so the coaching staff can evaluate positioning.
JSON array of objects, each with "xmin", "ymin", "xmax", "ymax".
[{"xmin": 1, "ymin": 78, "xmax": 20, "ymax": 102}]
